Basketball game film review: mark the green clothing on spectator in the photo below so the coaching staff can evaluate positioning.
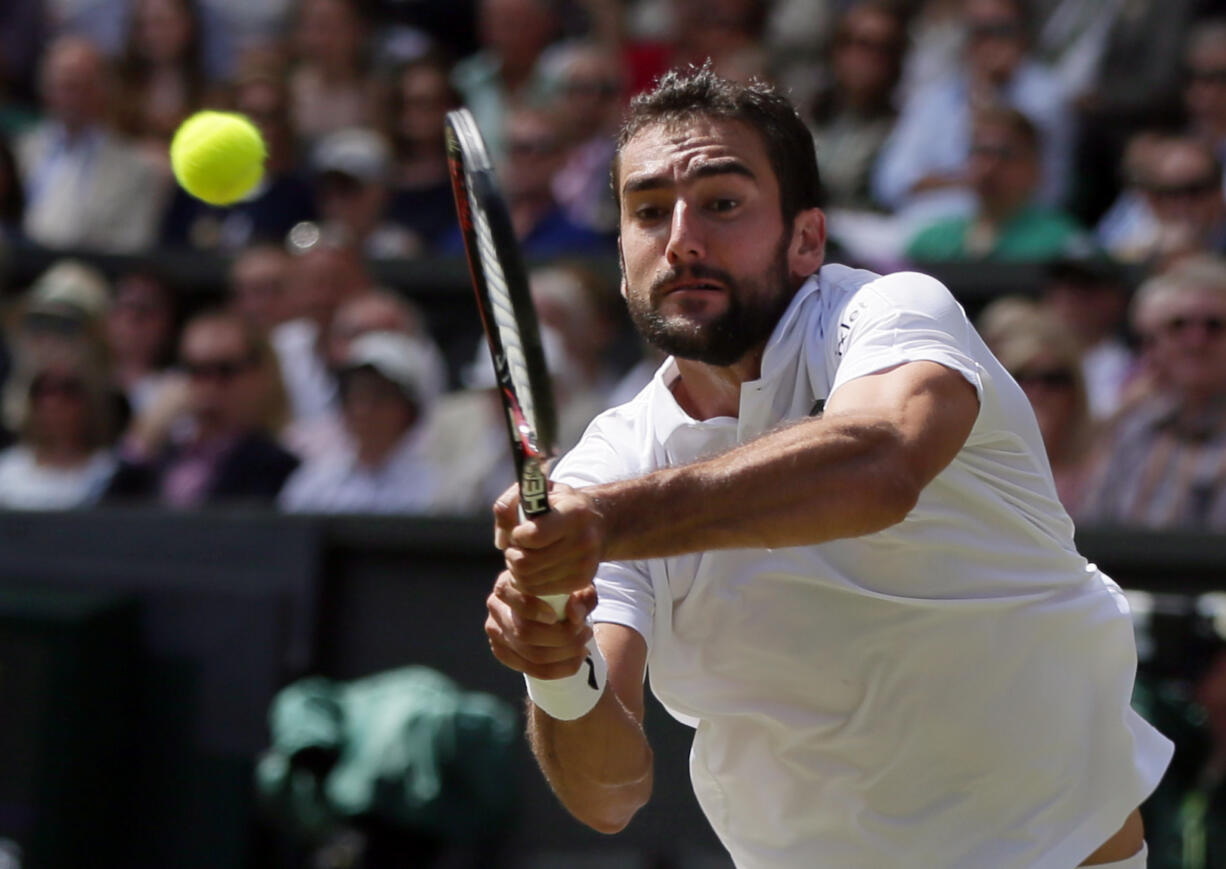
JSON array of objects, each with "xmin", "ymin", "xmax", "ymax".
[{"xmin": 905, "ymin": 204, "xmax": 1082, "ymax": 262}]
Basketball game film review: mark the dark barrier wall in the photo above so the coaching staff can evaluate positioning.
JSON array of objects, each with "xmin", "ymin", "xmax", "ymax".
[{"xmin": 0, "ymin": 509, "xmax": 1222, "ymax": 868}]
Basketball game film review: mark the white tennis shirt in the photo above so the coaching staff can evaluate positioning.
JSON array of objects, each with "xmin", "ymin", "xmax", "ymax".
[{"xmin": 551, "ymin": 265, "xmax": 1172, "ymax": 869}]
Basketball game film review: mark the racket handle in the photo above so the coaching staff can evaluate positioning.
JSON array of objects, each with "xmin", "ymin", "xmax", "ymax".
[{"xmin": 541, "ymin": 593, "xmax": 569, "ymax": 621}]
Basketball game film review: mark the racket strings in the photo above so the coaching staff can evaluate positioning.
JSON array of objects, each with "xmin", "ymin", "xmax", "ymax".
[{"xmin": 468, "ymin": 182, "xmax": 545, "ymax": 442}]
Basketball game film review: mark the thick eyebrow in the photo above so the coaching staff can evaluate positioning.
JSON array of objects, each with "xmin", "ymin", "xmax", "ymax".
[{"xmin": 622, "ymin": 158, "xmax": 757, "ymax": 196}]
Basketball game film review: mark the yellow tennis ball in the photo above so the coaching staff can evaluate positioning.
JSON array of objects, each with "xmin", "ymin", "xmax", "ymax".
[{"xmin": 169, "ymin": 111, "xmax": 267, "ymax": 206}]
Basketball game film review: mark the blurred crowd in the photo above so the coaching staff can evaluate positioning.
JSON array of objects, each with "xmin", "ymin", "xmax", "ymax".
[
  {"xmin": 0, "ymin": 0, "xmax": 1225, "ymax": 863},
  {"xmin": 0, "ymin": 0, "xmax": 1224, "ymax": 530},
  {"xmin": 0, "ymin": 0, "xmax": 1216, "ymax": 522}
]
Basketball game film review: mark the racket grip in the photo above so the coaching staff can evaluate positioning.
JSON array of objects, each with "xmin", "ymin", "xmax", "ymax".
[{"xmin": 541, "ymin": 593, "xmax": 569, "ymax": 621}]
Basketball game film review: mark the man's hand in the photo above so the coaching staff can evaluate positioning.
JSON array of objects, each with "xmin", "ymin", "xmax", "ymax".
[
  {"xmin": 485, "ymin": 570, "xmax": 598, "ymax": 679},
  {"xmin": 493, "ymin": 483, "xmax": 609, "ymax": 598}
]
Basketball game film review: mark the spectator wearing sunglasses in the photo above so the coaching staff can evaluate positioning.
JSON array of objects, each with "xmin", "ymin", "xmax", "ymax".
[
  {"xmin": 990, "ymin": 309, "xmax": 1097, "ymax": 514},
  {"xmin": 1097, "ymin": 134, "xmax": 1226, "ymax": 266},
  {"xmin": 0, "ymin": 343, "xmax": 119, "ymax": 510},
  {"xmin": 905, "ymin": 106, "xmax": 1082, "ymax": 263},
  {"xmin": 1078, "ymin": 255, "xmax": 1226, "ymax": 530},
  {"xmin": 106, "ymin": 309, "xmax": 298, "ymax": 508}
]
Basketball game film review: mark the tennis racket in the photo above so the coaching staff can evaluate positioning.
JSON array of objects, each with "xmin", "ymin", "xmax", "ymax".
[{"xmin": 445, "ymin": 108, "xmax": 568, "ymax": 620}]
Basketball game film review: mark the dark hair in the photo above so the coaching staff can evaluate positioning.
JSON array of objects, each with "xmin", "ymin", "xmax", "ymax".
[
  {"xmin": 0, "ymin": 134, "xmax": 25, "ymax": 226},
  {"xmin": 972, "ymin": 104, "xmax": 1041, "ymax": 154},
  {"xmin": 613, "ymin": 65, "xmax": 823, "ymax": 224}
]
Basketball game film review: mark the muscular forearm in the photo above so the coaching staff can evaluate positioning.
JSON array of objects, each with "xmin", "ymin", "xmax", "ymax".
[
  {"xmin": 595, "ymin": 414, "xmax": 919, "ymax": 561},
  {"xmin": 529, "ymin": 688, "xmax": 653, "ymax": 833}
]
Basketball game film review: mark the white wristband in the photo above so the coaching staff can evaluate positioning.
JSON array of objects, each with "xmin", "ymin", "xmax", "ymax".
[{"xmin": 525, "ymin": 634, "xmax": 608, "ymax": 721}]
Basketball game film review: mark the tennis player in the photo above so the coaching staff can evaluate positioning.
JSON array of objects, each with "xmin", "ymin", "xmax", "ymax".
[{"xmin": 484, "ymin": 67, "xmax": 1172, "ymax": 868}]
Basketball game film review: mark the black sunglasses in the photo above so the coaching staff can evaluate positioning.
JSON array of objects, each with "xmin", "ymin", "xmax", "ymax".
[
  {"xmin": 1162, "ymin": 315, "xmax": 1226, "ymax": 337},
  {"xmin": 182, "ymin": 357, "xmax": 256, "ymax": 381},
  {"xmin": 968, "ymin": 21, "xmax": 1022, "ymax": 40},
  {"xmin": 30, "ymin": 375, "xmax": 87, "ymax": 399}
]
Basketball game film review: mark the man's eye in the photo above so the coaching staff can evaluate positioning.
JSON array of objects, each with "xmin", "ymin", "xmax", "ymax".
[
  {"xmin": 633, "ymin": 204, "xmax": 666, "ymax": 220},
  {"xmin": 708, "ymin": 198, "xmax": 738, "ymax": 212}
]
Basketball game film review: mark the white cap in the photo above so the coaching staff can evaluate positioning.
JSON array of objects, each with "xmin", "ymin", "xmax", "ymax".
[
  {"xmin": 342, "ymin": 331, "xmax": 435, "ymax": 407},
  {"xmin": 312, "ymin": 128, "xmax": 391, "ymax": 184}
]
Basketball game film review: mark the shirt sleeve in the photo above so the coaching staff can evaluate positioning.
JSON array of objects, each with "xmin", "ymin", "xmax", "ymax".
[
  {"xmin": 828, "ymin": 271, "xmax": 984, "ymax": 402},
  {"xmin": 550, "ymin": 416, "xmax": 655, "ymax": 647}
]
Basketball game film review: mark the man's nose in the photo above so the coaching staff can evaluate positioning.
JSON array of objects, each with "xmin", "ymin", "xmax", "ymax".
[{"xmin": 665, "ymin": 202, "xmax": 706, "ymax": 265}]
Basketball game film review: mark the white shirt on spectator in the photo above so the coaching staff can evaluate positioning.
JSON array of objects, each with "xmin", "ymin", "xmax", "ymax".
[
  {"xmin": 273, "ymin": 319, "xmax": 337, "ymax": 425},
  {"xmin": 278, "ymin": 426, "xmax": 442, "ymax": 514},
  {"xmin": 872, "ymin": 61, "xmax": 1073, "ymax": 220},
  {"xmin": 0, "ymin": 446, "xmax": 116, "ymax": 510}
]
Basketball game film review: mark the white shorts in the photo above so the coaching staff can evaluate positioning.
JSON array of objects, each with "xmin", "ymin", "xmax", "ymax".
[{"xmin": 1091, "ymin": 843, "xmax": 1147, "ymax": 868}]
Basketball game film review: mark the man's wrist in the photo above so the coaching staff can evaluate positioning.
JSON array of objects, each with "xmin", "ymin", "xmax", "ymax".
[{"xmin": 526, "ymin": 634, "xmax": 608, "ymax": 721}]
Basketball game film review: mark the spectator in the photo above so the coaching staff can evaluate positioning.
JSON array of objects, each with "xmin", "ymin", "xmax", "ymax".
[
  {"xmin": 107, "ymin": 308, "xmax": 298, "ymax": 507},
  {"xmin": 1078, "ymin": 255, "xmax": 1226, "ymax": 529},
  {"xmin": 991, "ymin": 311, "xmax": 1096, "ymax": 513},
  {"xmin": 273, "ymin": 234, "xmax": 373, "ymax": 424},
  {"xmin": 440, "ymin": 105, "xmax": 613, "ymax": 258},
  {"xmin": 873, "ymin": 0, "xmax": 1073, "ymax": 223},
  {"xmin": 1041, "ymin": 241, "xmax": 1136, "ymax": 419},
  {"xmin": 0, "ymin": 342, "xmax": 120, "ymax": 510},
  {"xmin": 11, "ymin": 260, "xmax": 112, "ymax": 375},
  {"xmin": 540, "ymin": 41, "xmax": 627, "ymax": 234},
  {"xmin": 106, "ymin": 269, "xmax": 180, "ymax": 415},
  {"xmin": 279, "ymin": 331, "xmax": 444, "ymax": 513},
  {"xmin": 1097, "ymin": 134, "xmax": 1226, "ymax": 266},
  {"xmin": 905, "ymin": 106, "xmax": 1083, "ymax": 262},
  {"xmin": 114, "ymin": 0, "xmax": 210, "ymax": 166},
  {"xmin": 528, "ymin": 262, "xmax": 626, "ymax": 409},
  {"xmin": 285, "ymin": 289, "xmax": 448, "ymax": 460},
  {"xmin": 1185, "ymin": 19, "xmax": 1226, "ymax": 175},
  {"xmin": 322, "ymin": 291, "xmax": 446, "ymax": 401},
  {"xmin": 289, "ymin": 0, "xmax": 377, "ymax": 142},
  {"xmin": 451, "ymin": 0, "xmax": 560, "ymax": 159},
  {"xmin": 311, "ymin": 126, "xmax": 419, "ymax": 259},
  {"xmin": 159, "ymin": 50, "xmax": 317, "ymax": 252},
  {"xmin": 383, "ymin": 52, "xmax": 461, "ymax": 253},
  {"xmin": 1068, "ymin": 0, "xmax": 1204, "ymax": 224},
  {"xmin": 808, "ymin": 1, "xmax": 906, "ymax": 213},
  {"xmin": 0, "ymin": 135, "xmax": 25, "ymax": 242},
  {"xmin": 229, "ymin": 242, "xmax": 295, "ymax": 331},
  {"xmin": 16, "ymin": 36, "xmax": 167, "ymax": 253}
]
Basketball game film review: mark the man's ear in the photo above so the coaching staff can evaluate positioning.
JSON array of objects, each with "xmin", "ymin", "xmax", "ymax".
[{"xmin": 789, "ymin": 208, "xmax": 826, "ymax": 280}]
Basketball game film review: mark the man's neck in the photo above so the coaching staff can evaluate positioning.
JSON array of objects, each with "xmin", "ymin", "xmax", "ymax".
[{"xmin": 672, "ymin": 350, "xmax": 764, "ymax": 420}]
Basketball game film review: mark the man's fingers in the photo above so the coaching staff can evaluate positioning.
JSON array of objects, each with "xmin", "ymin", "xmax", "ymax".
[
  {"xmin": 492, "ymin": 484, "xmax": 520, "ymax": 550},
  {"xmin": 493, "ymin": 572, "xmax": 564, "ymax": 624}
]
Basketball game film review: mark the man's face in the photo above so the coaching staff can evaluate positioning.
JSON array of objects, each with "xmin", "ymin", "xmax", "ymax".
[
  {"xmin": 1148, "ymin": 286, "xmax": 1226, "ymax": 400},
  {"xmin": 503, "ymin": 112, "xmax": 565, "ymax": 201},
  {"xmin": 832, "ymin": 7, "xmax": 901, "ymax": 102},
  {"xmin": 341, "ymin": 368, "xmax": 415, "ymax": 457},
  {"xmin": 964, "ymin": 0, "xmax": 1026, "ymax": 85},
  {"xmin": 43, "ymin": 41, "xmax": 105, "ymax": 129},
  {"xmin": 1143, "ymin": 144, "xmax": 1224, "ymax": 235},
  {"xmin": 231, "ymin": 248, "xmax": 291, "ymax": 329},
  {"xmin": 968, "ymin": 119, "xmax": 1039, "ymax": 214},
  {"xmin": 1185, "ymin": 38, "xmax": 1226, "ymax": 134},
  {"xmin": 617, "ymin": 116, "xmax": 810, "ymax": 366},
  {"xmin": 181, "ymin": 320, "xmax": 260, "ymax": 433}
]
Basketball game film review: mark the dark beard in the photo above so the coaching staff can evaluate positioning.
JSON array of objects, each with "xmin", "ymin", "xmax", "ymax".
[{"xmin": 625, "ymin": 236, "xmax": 794, "ymax": 366}]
